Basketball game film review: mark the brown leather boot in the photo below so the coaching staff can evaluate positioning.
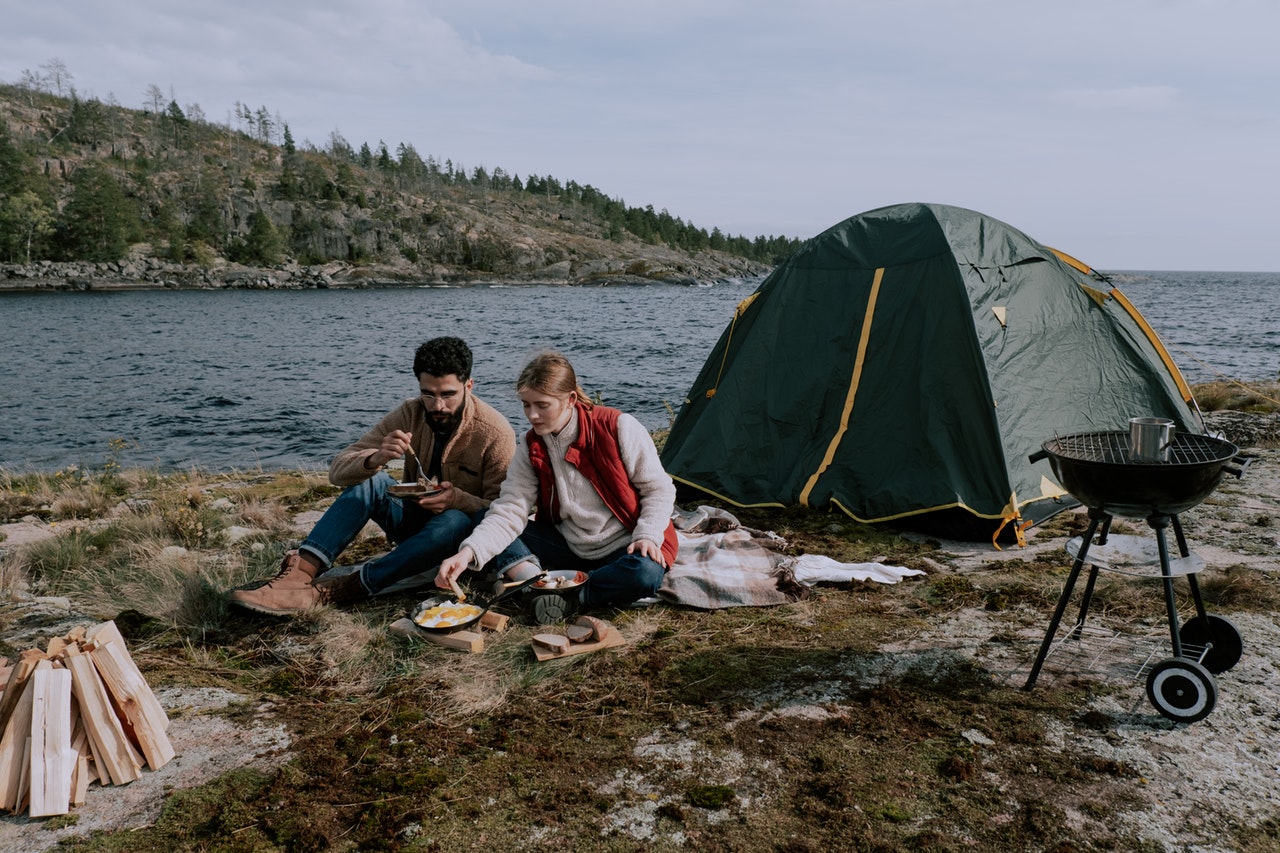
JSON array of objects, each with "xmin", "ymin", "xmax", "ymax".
[
  {"xmin": 228, "ymin": 550, "xmax": 323, "ymax": 615},
  {"xmin": 314, "ymin": 570, "xmax": 368, "ymax": 606}
]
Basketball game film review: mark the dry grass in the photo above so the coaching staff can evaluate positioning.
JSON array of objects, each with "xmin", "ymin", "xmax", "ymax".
[
  {"xmin": 0, "ymin": 466, "xmax": 342, "ymax": 644},
  {"xmin": 1192, "ymin": 380, "xmax": 1280, "ymax": 413},
  {"xmin": 233, "ymin": 497, "xmax": 296, "ymax": 535}
]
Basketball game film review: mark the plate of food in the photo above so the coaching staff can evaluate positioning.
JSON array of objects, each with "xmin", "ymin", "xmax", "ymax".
[
  {"xmin": 389, "ymin": 477, "xmax": 443, "ymax": 498},
  {"xmin": 532, "ymin": 570, "xmax": 589, "ymax": 590}
]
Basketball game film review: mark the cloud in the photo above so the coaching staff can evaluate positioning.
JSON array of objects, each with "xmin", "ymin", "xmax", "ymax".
[{"xmin": 1052, "ymin": 85, "xmax": 1183, "ymax": 113}]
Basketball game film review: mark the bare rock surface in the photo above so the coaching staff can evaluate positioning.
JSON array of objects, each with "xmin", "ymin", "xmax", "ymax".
[{"xmin": 0, "ymin": 688, "xmax": 289, "ymax": 853}]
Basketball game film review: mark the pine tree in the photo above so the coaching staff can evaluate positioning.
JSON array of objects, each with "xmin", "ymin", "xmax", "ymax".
[
  {"xmin": 239, "ymin": 209, "xmax": 284, "ymax": 264},
  {"xmin": 59, "ymin": 163, "xmax": 133, "ymax": 261}
]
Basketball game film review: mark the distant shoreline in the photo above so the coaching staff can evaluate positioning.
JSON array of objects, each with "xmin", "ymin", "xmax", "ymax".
[
  {"xmin": 0, "ymin": 275, "xmax": 729, "ymax": 295},
  {"xmin": 0, "ymin": 255, "xmax": 771, "ymax": 295}
]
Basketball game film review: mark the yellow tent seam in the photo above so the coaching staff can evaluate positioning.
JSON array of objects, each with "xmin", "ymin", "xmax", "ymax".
[
  {"xmin": 799, "ymin": 267, "xmax": 884, "ymax": 506},
  {"xmin": 668, "ymin": 475, "xmax": 788, "ymax": 510},
  {"xmin": 829, "ymin": 492, "xmax": 1061, "ymax": 526},
  {"xmin": 1108, "ymin": 287, "xmax": 1196, "ymax": 404},
  {"xmin": 1047, "ymin": 246, "xmax": 1093, "ymax": 275},
  {"xmin": 707, "ymin": 293, "xmax": 759, "ymax": 398}
]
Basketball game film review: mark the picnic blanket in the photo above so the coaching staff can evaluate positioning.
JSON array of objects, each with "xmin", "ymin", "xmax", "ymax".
[{"xmin": 658, "ymin": 506, "xmax": 925, "ymax": 609}]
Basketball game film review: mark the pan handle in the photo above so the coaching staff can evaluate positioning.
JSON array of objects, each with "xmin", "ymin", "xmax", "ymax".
[
  {"xmin": 476, "ymin": 571, "xmax": 546, "ymax": 608},
  {"xmin": 1028, "ymin": 449, "xmax": 1049, "ymax": 464}
]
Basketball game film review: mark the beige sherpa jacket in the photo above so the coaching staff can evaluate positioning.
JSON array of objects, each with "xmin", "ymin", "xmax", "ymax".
[{"xmin": 328, "ymin": 394, "xmax": 516, "ymax": 515}]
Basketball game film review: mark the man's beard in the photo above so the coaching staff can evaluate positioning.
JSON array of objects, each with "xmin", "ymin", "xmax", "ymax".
[{"xmin": 429, "ymin": 393, "xmax": 466, "ymax": 431}]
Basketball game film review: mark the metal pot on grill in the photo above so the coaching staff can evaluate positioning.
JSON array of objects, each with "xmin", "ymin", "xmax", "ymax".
[{"xmin": 1029, "ymin": 431, "xmax": 1249, "ymax": 518}]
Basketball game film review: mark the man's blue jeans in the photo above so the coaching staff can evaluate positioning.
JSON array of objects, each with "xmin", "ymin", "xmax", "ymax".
[
  {"xmin": 492, "ymin": 519, "xmax": 665, "ymax": 608},
  {"xmin": 299, "ymin": 472, "xmax": 475, "ymax": 595}
]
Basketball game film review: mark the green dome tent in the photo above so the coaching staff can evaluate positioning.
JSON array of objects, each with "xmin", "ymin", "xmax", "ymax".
[{"xmin": 661, "ymin": 202, "xmax": 1202, "ymax": 543}]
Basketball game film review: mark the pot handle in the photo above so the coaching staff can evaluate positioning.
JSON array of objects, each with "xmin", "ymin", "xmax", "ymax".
[
  {"xmin": 1221, "ymin": 454, "xmax": 1254, "ymax": 479},
  {"xmin": 1028, "ymin": 449, "xmax": 1049, "ymax": 464},
  {"xmin": 476, "ymin": 571, "xmax": 546, "ymax": 608}
]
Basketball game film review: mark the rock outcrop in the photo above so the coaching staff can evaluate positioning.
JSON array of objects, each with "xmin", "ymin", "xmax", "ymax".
[{"xmin": 0, "ymin": 247, "xmax": 769, "ymax": 293}]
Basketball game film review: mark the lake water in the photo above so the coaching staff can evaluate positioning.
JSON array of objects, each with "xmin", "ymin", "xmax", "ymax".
[
  {"xmin": 1, "ymin": 271, "xmax": 1276, "ymax": 473},
  {"xmin": 0, "ymin": 280, "xmax": 759, "ymax": 472}
]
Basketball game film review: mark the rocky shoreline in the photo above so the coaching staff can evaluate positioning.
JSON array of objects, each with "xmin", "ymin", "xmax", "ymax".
[{"xmin": 0, "ymin": 251, "xmax": 772, "ymax": 293}]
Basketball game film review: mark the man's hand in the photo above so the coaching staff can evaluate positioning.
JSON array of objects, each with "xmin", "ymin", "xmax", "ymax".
[
  {"xmin": 416, "ymin": 481, "xmax": 455, "ymax": 512},
  {"xmin": 368, "ymin": 429, "xmax": 413, "ymax": 469},
  {"xmin": 627, "ymin": 538, "xmax": 666, "ymax": 568},
  {"xmin": 435, "ymin": 547, "xmax": 475, "ymax": 590}
]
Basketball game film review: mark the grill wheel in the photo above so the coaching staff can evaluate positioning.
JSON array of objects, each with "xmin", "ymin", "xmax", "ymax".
[
  {"xmin": 1146, "ymin": 657, "xmax": 1217, "ymax": 723},
  {"xmin": 1179, "ymin": 614, "xmax": 1244, "ymax": 674}
]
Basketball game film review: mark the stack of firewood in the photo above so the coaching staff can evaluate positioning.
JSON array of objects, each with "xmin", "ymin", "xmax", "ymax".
[{"xmin": 0, "ymin": 620, "xmax": 174, "ymax": 817}]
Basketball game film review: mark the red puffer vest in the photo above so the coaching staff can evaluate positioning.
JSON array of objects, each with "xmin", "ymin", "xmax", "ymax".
[{"xmin": 526, "ymin": 404, "xmax": 678, "ymax": 567}]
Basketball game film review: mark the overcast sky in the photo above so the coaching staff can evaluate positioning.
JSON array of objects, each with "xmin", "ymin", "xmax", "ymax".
[{"xmin": 4, "ymin": 0, "xmax": 1278, "ymax": 271}]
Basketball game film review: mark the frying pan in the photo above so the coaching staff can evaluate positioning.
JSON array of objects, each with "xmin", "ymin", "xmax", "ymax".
[{"xmin": 411, "ymin": 572, "xmax": 543, "ymax": 633}]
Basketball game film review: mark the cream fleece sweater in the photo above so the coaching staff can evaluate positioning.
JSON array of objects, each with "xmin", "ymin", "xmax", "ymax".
[{"xmin": 461, "ymin": 407, "xmax": 676, "ymax": 567}]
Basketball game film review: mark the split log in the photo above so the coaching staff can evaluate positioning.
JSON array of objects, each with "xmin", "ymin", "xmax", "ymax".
[
  {"xmin": 28, "ymin": 661, "xmax": 76, "ymax": 817},
  {"xmin": 63, "ymin": 645, "xmax": 142, "ymax": 786},
  {"xmin": 85, "ymin": 621, "xmax": 171, "ymax": 733},
  {"xmin": 0, "ymin": 675, "xmax": 35, "ymax": 812},
  {"xmin": 0, "ymin": 650, "xmax": 45, "ymax": 736},
  {"xmin": 0, "ymin": 620, "xmax": 172, "ymax": 816},
  {"xmin": 70, "ymin": 755, "xmax": 90, "ymax": 806},
  {"xmin": 69, "ymin": 711, "xmax": 94, "ymax": 806},
  {"xmin": 85, "ymin": 631, "xmax": 174, "ymax": 769},
  {"xmin": 15, "ymin": 742, "xmax": 31, "ymax": 815}
]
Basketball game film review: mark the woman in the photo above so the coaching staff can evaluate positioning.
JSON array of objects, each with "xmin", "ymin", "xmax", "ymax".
[{"xmin": 436, "ymin": 351, "xmax": 678, "ymax": 617}]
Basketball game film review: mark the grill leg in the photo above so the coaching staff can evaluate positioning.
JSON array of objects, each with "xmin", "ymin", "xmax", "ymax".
[
  {"xmin": 1150, "ymin": 514, "xmax": 1184, "ymax": 658},
  {"xmin": 1071, "ymin": 515, "xmax": 1112, "ymax": 637},
  {"xmin": 1025, "ymin": 511, "xmax": 1106, "ymax": 690},
  {"xmin": 1173, "ymin": 515, "xmax": 1212, "ymax": 625}
]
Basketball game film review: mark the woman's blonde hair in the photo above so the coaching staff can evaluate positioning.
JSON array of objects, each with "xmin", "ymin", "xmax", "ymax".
[{"xmin": 517, "ymin": 351, "xmax": 593, "ymax": 409}]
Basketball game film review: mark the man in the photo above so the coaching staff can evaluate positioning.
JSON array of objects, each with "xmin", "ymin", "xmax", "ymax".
[{"xmin": 229, "ymin": 336, "xmax": 516, "ymax": 615}]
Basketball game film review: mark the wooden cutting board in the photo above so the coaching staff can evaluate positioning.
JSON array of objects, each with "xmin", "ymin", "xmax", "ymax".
[
  {"xmin": 389, "ymin": 611, "xmax": 509, "ymax": 653},
  {"xmin": 532, "ymin": 626, "xmax": 627, "ymax": 661}
]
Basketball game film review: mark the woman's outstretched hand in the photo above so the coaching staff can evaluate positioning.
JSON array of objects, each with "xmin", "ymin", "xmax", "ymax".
[{"xmin": 435, "ymin": 546, "xmax": 475, "ymax": 589}]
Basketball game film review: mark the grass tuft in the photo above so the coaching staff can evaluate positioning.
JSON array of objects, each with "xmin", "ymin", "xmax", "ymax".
[{"xmin": 1192, "ymin": 380, "xmax": 1280, "ymax": 413}]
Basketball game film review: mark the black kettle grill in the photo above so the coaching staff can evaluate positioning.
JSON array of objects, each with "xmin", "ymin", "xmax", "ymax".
[{"xmin": 1023, "ymin": 429, "xmax": 1250, "ymax": 723}]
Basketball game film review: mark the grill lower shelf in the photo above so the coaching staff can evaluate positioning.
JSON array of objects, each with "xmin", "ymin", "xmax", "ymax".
[
  {"xmin": 1064, "ymin": 534, "xmax": 1205, "ymax": 577},
  {"xmin": 1040, "ymin": 623, "xmax": 1210, "ymax": 683}
]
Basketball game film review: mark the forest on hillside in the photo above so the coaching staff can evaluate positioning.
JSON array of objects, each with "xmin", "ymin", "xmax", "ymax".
[{"xmin": 0, "ymin": 60, "xmax": 802, "ymax": 275}]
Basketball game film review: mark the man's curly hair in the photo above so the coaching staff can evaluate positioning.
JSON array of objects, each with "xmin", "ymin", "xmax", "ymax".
[{"xmin": 413, "ymin": 337, "xmax": 473, "ymax": 381}]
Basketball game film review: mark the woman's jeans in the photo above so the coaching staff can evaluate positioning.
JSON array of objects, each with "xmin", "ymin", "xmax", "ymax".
[
  {"xmin": 493, "ymin": 519, "xmax": 665, "ymax": 609},
  {"xmin": 299, "ymin": 472, "xmax": 474, "ymax": 595}
]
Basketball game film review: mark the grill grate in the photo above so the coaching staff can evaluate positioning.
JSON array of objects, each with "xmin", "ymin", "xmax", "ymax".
[{"xmin": 1046, "ymin": 431, "xmax": 1237, "ymax": 466}]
